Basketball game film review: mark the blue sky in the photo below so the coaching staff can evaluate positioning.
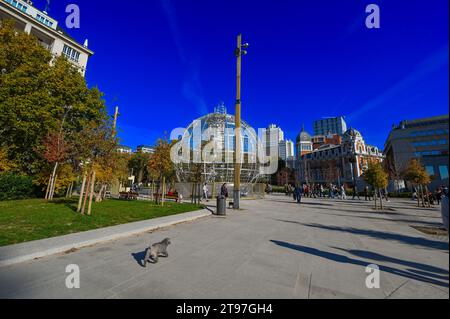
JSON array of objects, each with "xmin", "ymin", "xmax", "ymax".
[{"xmin": 34, "ymin": 0, "xmax": 448, "ymax": 149}]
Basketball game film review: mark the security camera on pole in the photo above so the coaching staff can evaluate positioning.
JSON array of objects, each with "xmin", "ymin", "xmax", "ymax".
[{"xmin": 233, "ymin": 34, "xmax": 248, "ymax": 210}]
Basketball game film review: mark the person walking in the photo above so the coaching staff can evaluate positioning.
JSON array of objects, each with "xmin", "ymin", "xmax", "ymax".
[
  {"xmin": 441, "ymin": 192, "xmax": 449, "ymax": 232},
  {"xmin": 435, "ymin": 187, "xmax": 443, "ymax": 206},
  {"xmin": 202, "ymin": 183, "xmax": 209, "ymax": 201},
  {"xmin": 352, "ymin": 183, "xmax": 360, "ymax": 200},
  {"xmin": 382, "ymin": 187, "xmax": 390, "ymax": 202},
  {"xmin": 295, "ymin": 184, "xmax": 303, "ymax": 204},
  {"xmin": 221, "ymin": 183, "xmax": 229, "ymax": 198},
  {"xmin": 364, "ymin": 185, "xmax": 372, "ymax": 201},
  {"xmin": 340, "ymin": 185, "xmax": 347, "ymax": 200}
]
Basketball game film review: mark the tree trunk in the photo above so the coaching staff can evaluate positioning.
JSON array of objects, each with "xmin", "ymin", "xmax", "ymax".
[
  {"xmin": 419, "ymin": 185, "xmax": 425, "ymax": 207},
  {"xmin": 87, "ymin": 171, "xmax": 96, "ymax": 216},
  {"xmin": 162, "ymin": 177, "xmax": 166, "ymax": 207},
  {"xmin": 425, "ymin": 185, "xmax": 431, "ymax": 208},
  {"xmin": 95, "ymin": 184, "xmax": 105, "ymax": 202},
  {"xmin": 379, "ymin": 189, "xmax": 383, "ymax": 211},
  {"xmin": 77, "ymin": 174, "xmax": 87, "ymax": 213},
  {"xmin": 102, "ymin": 184, "xmax": 108, "ymax": 200},
  {"xmin": 67, "ymin": 182, "xmax": 74, "ymax": 198},
  {"xmin": 48, "ymin": 161, "xmax": 59, "ymax": 201},
  {"xmin": 45, "ymin": 175, "xmax": 52, "ymax": 200},
  {"xmin": 81, "ymin": 171, "xmax": 92, "ymax": 215},
  {"xmin": 416, "ymin": 184, "xmax": 420, "ymax": 207},
  {"xmin": 374, "ymin": 189, "xmax": 378, "ymax": 210}
]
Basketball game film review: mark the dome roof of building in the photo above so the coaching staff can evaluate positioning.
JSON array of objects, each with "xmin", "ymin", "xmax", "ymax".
[
  {"xmin": 343, "ymin": 127, "xmax": 363, "ymax": 141},
  {"xmin": 296, "ymin": 126, "xmax": 311, "ymax": 143}
]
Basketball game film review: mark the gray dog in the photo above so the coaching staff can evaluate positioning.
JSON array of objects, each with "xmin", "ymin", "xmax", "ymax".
[{"xmin": 143, "ymin": 238, "xmax": 171, "ymax": 267}]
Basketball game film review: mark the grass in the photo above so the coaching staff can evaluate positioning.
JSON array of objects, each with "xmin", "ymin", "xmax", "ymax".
[{"xmin": 0, "ymin": 198, "xmax": 202, "ymax": 247}]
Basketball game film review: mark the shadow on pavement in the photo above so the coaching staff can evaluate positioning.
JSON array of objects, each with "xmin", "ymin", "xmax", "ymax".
[
  {"xmin": 299, "ymin": 223, "xmax": 449, "ymax": 251},
  {"xmin": 332, "ymin": 247, "xmax": 449, "ymax": 276},
  {"xmin": 320, "ymin": 213, "xmax": 445, "ymax": 228},
  {"xmin": 131, "ymin": 250, "xmax": 147, "ymax": 268},
  {"xmin": 270, "ymin": 240, "xmax": 449, "ymax": 288}
]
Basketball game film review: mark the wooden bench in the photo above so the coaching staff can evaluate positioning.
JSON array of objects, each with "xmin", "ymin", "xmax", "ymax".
[
  {"xmin": 154, "ymin": 193, "xmax": 180, "ymax": 203},
  {"xmin": 119, "ymin": 192, "xmax": 139, "ymax": 200}
]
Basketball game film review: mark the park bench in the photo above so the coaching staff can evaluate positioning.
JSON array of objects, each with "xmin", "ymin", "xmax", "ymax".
[
  {"xmin": 119, "ymin": 192, "xmax": 139, "ymax": 200},
  {"xmin": 154, "ymin": 192, "xmax": 180, "ymax": 203}
]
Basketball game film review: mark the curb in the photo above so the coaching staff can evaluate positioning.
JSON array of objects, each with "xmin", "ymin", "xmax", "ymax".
[{"xmin": 0, "ymin": 209, "xmax": 211, "ymax": 267}]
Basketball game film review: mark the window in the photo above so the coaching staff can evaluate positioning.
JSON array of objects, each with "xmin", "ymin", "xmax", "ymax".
[
  {"xmin": 425, "ymin": 166, "xmax": 435, "ymax": 177},
  {"xmin": 439, "ymin": 166, "xmax": 449, "ymax": 180},
  {"xmin": 411, "ymin": 129, "xmax": 449, "ymax": 137},
  {"xmin": 415, "ymin": 150, "xmax": 442, "ymax": 157},
  {"xmin": 5, "ymin": 0, "xmax": 28, "ymax": 12},
  {"xmin": 62, "ymin": 45, "xmax": 81, "ymax": 63}
]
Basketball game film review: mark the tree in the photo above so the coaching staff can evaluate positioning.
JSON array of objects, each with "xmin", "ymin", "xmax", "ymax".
[
  {"xmin": 41, "ymin": 131, "xmax": 69, "ymax": 200},
  {"xmin": 147, "ymin": 138, "xmax": 176, "ymax": 204},
  {"xmin": 404, "ymin": 159, "xmax": 431, "ymax": 207},
  {"xmin": 0, "ymin": 20, "xmax": 107, "ymax": 176},
  {"xmin": 129, "ymin": 151, "xmax": 150, "ymax": 185},
  {"xmin": 363, "ymin": 162, "xmax": 388, "ymax": 210},
  {"xmin": 71, "ymin": 120, "xmax": 117, "ymax": 214},
  {"xmin": 0, "ymin": 147, "xmax": 16, "ymax": 172}
]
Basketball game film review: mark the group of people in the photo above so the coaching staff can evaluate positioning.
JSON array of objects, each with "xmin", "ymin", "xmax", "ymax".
[
  {"xmin": 282, "ymin": 183, "xmax": 390, "ymax": 203},
  {"xmin": 412, "ymin": 185, "xmax": 449, "ymax": 206}
]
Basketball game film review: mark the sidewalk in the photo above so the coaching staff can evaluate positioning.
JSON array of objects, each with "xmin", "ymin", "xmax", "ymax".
[{"xmin": 0, "ymin": 209, "xmax": 211, "ymax": 267}]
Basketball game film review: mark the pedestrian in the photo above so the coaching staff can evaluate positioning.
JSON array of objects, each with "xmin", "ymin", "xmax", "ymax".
[
  {"xmin": 435, "ymin": 187, "xmax": 443, "ymax": 205},
  {"xmin": 364, "ymin": 185, "xmax": 372, "ymax": 201},
  {"xmin": 221, "ymin": 183, "xmax": 229, "ymax": 198},
  {"xmin": 341, "ymin": 185, "xmax": 347, "ymax": 200},
  {"xmin": 382, "ymin": 188, "xmax": 390, "ymax": 202},
  {"xmin": 441, "ymin": 193, "xmax": 449, "ymax": 232},
  {"xmin": 295, "ymin": 185, "xmax": 302, "ymax": 204},
  {"xmin": 352, "ymin": 184, "xmax": 360, "ymax": 200},
  {"xmin": 203, "ymin": 183, "xmax": 209, "ymax": 201}
]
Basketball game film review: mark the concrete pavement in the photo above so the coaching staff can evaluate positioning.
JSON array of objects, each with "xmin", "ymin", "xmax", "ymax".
[
  {"xmin": 0, "ymin": 209, "xmax": 211, "ymax": 267},
  {"xmin": 0, "ymin": 195, "xmax": 448, "ymax": 299}
]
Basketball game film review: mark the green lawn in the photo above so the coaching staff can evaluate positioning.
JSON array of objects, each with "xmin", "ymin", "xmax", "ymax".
[{"xmin": 0, "ymin": 198, "xmax": 201, "ymax": 247}]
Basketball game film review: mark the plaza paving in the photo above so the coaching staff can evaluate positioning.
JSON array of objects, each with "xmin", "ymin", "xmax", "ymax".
[{"xmin": 0, "ymin": 195, "xmax": 448, "ymax": 299}]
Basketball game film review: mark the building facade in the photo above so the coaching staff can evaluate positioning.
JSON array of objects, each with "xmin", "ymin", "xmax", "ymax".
[
  {"xmin": 278, "ymin": 139, "xmax": 294, "ymax": 161},
  {"xmin": 296, "ymin": 127, "xmax": 313, "ymax": 158},
  {"xmin": 384, "ymin": 115, "xmax": 449, "ymax": 190},
  {"xmin": 312, "ymin": 133, "xmax": 342, "ymax": 150},
  {"xmin": 313, "ymin": 116, "xmax": 347, "ymax": 136},
  {"xmin": 1, "ymin": 0, "xmax": 93, "ymax": 76},
  {"xmin": 262, "ymin": 124, "xmax": 284, "ymax": 157},
  {"xmin": 117, "ymin": 146, "xmax": 133, "ymax": 155},
  {"xmin": 136, "ymin": 145, "xmax": 155, "ymax": 154},
  {"xmin": 298, "ymin": 128, "xmax": 384, "ymax": 187}
]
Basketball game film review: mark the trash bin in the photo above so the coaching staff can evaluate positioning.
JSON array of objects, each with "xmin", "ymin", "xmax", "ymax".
[{"xmin": 216, "ymin": 195, "xmax": 226, "ymax": 216}]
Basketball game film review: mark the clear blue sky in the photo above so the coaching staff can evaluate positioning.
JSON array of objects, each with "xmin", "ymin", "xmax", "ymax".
[{"xmin": 34, "ymin": 0, "xmax": 449, "ymax": 149}]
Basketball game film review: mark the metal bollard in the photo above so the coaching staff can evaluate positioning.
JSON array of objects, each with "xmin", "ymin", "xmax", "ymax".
[{"xmin": 216, "ymin": 195, "xmax": 227, "ymax": 216}]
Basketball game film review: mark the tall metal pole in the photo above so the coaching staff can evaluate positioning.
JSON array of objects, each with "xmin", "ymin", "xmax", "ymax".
[
  {"xmin": 113, "ymin": 106, "xmax": 119, "ymax": 137},
  {"xmin": 234, "ymin": 34, "xmax": 243, "ymax": 209}
]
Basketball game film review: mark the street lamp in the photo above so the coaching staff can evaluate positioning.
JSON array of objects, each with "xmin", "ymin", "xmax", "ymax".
[{"xmin": 233, "ymin": 34, "xmax": 248, "ymax": 210}]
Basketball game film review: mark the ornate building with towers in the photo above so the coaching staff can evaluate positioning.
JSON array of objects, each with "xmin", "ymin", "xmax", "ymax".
[{"xmin": 297, "ymin": 128, "xmax": 384, "ymax": 186}]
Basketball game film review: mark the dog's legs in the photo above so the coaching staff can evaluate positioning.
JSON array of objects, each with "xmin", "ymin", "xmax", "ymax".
[{"xmin": 143, "ymin": 248, "xmax": 151, "ymax": 267}]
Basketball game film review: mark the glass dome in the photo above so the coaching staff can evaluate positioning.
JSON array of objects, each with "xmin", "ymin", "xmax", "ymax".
[{"xmin": 175, "ymin": 105, "xmax": 262, "ymax": 184}]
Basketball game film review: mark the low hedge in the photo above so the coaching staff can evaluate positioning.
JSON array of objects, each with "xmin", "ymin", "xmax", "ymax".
[{"xmin": 0, "ymin": 172, "xmax": 34, "ymax": 201}]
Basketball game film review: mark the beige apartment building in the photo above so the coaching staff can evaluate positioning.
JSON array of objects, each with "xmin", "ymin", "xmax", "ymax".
[{"xmin": 0, "ymin": 0, "xmax": 93, "ymax": 76}]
